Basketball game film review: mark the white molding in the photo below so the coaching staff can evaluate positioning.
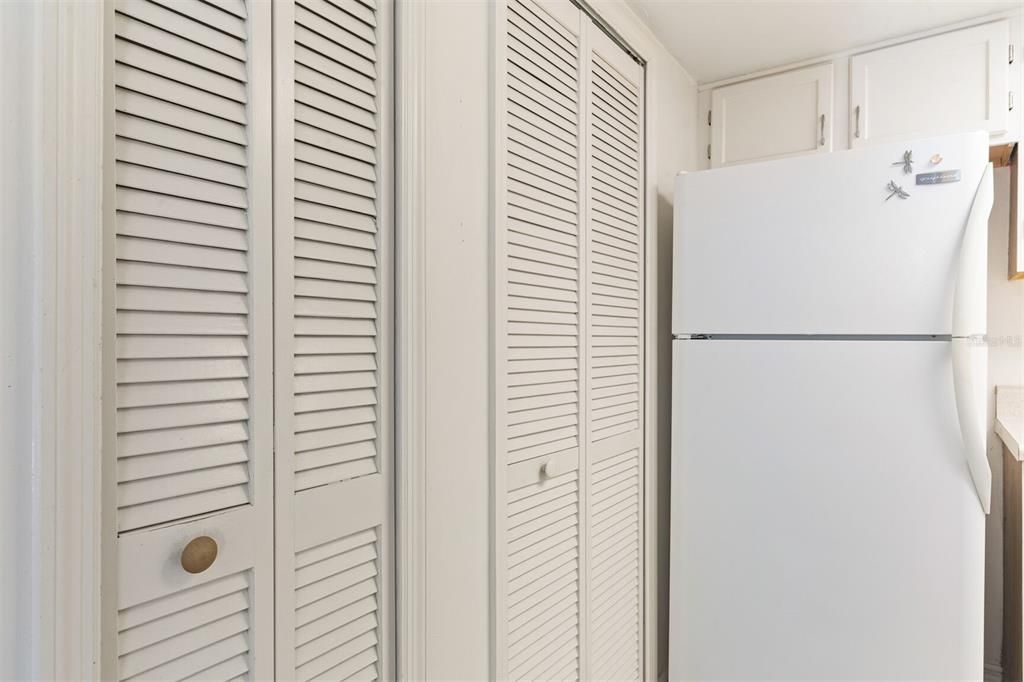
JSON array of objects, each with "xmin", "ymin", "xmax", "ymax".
[
  {"xmin": 0, "ymin": 0, "xmax": 104, "ymax": 678},
  {"xmin": 53, "ymin": 2, "xmax": 104, "ymax": 678},
  {"xmin": 697, "ymin": 7, "xmax": 1023, "ymax": 91},
  {"xmin": 489, "ymin": 1, "xmax": 507, "ymax": 679},
  {"xmin": 395, "ymin": 0, "xmax": 427, "ymax": 678},
  {"xmin": 1, "ymin": 4, "xmax": 49, "ymax": 678}
]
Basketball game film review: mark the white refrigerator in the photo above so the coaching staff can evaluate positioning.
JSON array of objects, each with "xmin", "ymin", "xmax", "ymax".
[{"xmin": 669, "ymin": 131, "xmax": 994, "ymax": 680}]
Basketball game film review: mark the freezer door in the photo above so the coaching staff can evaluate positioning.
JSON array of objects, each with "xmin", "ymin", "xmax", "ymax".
[
  {"xmin": 672, "ymin": 131, "xmax": 990, "ymax": 336},
  {"xmin": 669, "ymin": 339, "xmax": 984, "ymax": 680}
]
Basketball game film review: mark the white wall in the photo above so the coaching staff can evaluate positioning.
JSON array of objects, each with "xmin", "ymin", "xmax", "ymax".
[
  {"xmin": 647, "ymin": 28, "xmax": 700, "ymax": 681},
  {"xmin": 1, "ymin": 4, "xmax": 45, "ymax": 678},
  {"xmin": 415, "ymin": 1, "xmax": 698, "ymax": 678},
  {"xmin": 420, "ymin": 2, "xmax": 493, "ymax": 679},
  {"xmin": 987, "ymin": 166, "xmax": 1024, "ymax": 675}
]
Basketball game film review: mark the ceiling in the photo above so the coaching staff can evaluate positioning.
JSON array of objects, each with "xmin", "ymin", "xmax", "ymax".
[{"xmin": 626, "ymin": 1, "xmax": 1019, "ymax": 84}]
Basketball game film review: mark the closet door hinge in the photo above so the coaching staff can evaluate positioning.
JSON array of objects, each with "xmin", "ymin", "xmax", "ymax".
[
  {"xmin": 707, "ymin": 110, "xmax": 711, "ymax": 126},
  {"xmin": 1011, "ymin": 91, "xmax": 1015, "ymax": 112},
  {"xmin": 706, "ymin": 143, "xmax": 711, "ymax": 160},
  {"xmin": 1010, "ymin": 44, "xmax": 1015, "ymax": 64}
]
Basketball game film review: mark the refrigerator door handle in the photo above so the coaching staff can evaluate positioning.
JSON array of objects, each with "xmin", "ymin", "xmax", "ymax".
[
  {"xmin": 952, "ymin": 337, "xmax": 991, "ymax": 513},
  {"xmin": 952, "ymin": 163, "xmax": 993, "ymax": 338},
  {"xmin": 950, "ymin": 162, "xmax": 993, "ymax": 513}
]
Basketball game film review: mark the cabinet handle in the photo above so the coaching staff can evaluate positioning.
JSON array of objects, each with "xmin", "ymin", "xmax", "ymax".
[
  {"xmin": 819, "ymin": 114, "xmax": 826, "ymax": 146},
  {"xmin": 541, "ymin": 456, "xmax": 572, "ymax": 479},
  {"xmin": 181, "ymin": 536, "xmax": 218, "ymax": 574},
  {"xmin": 854, "ymin": 105, "xmax": 861, "ymax": 139}
]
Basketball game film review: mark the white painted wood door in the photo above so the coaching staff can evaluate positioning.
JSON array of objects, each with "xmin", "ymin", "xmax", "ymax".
[
  {"xmin": 495, "ymin": 1, "xmax": 645, "ymax": 678},
  {"xmin": 850, "ymin": 21, "xmax": 1010, "ymax": 148},
  {"xmin": 709, "ymin": 63, "xmax": 833, "ymax": 168},
  {"xmin": 107, "ymin": 0, "xmax": 393, "ymax": 678},
  {"xmin": 584, "ymin": 26, "xmax": 645, "ymax": 682},
  {"xmin": 107, "ymin": 0, "xmax": 274, "ymax": 677},
  {"xmin": 272, "ymin": 0, "xmax": 394, "ymax": 680},
  {"xmin": 498, "ymin": 0, "xmax": 584, "ymax": 677}
]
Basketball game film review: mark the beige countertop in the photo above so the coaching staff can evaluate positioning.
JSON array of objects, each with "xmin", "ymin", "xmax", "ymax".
[{"xmin": 996, "ymin": 386, "xmax": 1024, "ymax": 462}]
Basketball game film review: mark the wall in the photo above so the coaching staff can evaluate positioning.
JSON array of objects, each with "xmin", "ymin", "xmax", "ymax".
[
  {"xmin": 1, "ymin": 3, "xmax": 45, "ymax": 678},
  {"xmin": 415, "ymin": 1, "xmax": 698, "ymax": 678},
  {"xmin": 987, "ymin": 166, "xmax": 1024, "ymax": 676},
  {"xmin": 644, "ymin": 21, "xmax": 701, "ymax": 681},
  {"xmin": 420, "ymin": 2, "xmax": 493, "ymax": 679}
]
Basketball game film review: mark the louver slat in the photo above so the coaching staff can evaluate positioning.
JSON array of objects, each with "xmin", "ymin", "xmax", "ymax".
[
  {"xmin": 276, "ymin": 0, "xmax": 391, "ymax": 678},
  {"xmin": 587, "ymin": 53, "xmax": 641, "ymax": 446},
  {"xmin": 113, "ymin": 0, "xmax": 255, "ymax": 533},
  {"xmin": 586, "ymin": 37, "xmax": 643, "ymax": 682},
  {"xmin": 117, "ymin": 572, "xmax": 252, "ymax": 681},
  {"xmin": 294, "ymin": 529, "xmax": 381, "ymax": 682},
  {"xmin": 507, "ymin": 470, "xmax": 580, "ymax": 681},
  {"xmin": 111, "ymin": 1, "xmax": 273, "ymax": 680},
  {"xmin": 502, "ymin": 1, "xmax": 582, "ymax": 680},
  {"xmin": 291, "ymin": 0, "xmax": 381, "ymax": 492}
]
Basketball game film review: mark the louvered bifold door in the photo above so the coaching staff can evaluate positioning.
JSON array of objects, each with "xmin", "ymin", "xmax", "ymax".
[
  {"xmin": 584, "ymin": 25, "xmax": 645, "ymax": 682},
  {"xmin": 496, "ymin": 0, "xmax": 585, "ymax": 679},
  {"xmin": 108, "ymin": 0, "xmax": 274, "ymax": 679},
  {"xmin": 272, "ymin": 0, "xmax": 394, "ymax": 680}
]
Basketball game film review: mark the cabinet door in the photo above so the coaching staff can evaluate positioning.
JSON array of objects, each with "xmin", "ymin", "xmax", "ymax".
[
  {"xmin": 109, "ymin": 0, "xmax": 274, "ymax": 677},
  {"xmin": 272, "ymin": 0, "xmax": 395, "ymax": 679},
  {"xmin": 850, "ymin": 21, "xmax": 1009, "ymax": 147},
  {"xmin": 709, "ymin": 63, "xmax": 833, "ymax": 168}
]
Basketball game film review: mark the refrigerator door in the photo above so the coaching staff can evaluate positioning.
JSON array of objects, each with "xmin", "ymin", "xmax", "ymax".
[
  {"xmin": 669, "ymin": 339, "xmax": 985, "ymax": 680},
  {"xmin": 672, "ymin": 131, "xmax": 990, "ymax": 336}
]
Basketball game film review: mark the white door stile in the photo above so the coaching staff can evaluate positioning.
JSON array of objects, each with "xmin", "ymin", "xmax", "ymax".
[
  {"xmin": 273, "ymin": 0, "xmax": 395, "ymax": 679},
  {"xmin": 101, "ymin": 0, "xmax": 119, "ymax": 674},
  {"xmin": 491, "ymin": 0, "xmax": 509, "ymax": 676},
  {"xmin": 585, "ymin": 26, "xmax": 645, "ymax": 681},
  {"xmin": 577, "ymin": 15, "xmax": 593, "ymax": 682},
  {"xmin": 106, "ymin": 0, "xmax": 275, "ymax": 678},
  {"xmin": 272, "ymin": 0, "xmax": 298, "ymax": 677},
  {"xmin": 246, "ymin": 3, "xmax": 276, "ymax": 673},
  {"xmin": 636, "ymin": 54, "xmax": 646, "ymax": 682},
  {"xmin": 499, "ymin": 0, "xmax": 586, "ymax": 679}
]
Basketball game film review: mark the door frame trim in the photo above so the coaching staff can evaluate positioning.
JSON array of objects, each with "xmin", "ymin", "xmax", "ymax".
[
  {"xmin": 3, "ymin": 0, "xmax": 106, "ymax": 677},
  {"xmin": 395, "ymin": 1, "xmax": 428, "ymax": 679}
]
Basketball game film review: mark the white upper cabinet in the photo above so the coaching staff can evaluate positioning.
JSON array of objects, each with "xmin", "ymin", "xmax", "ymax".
[
  {"xmin": 709, "ymin": 63, "xmax": 833, "ymax": 168},
  {"xmin": 850, "ymin": 21, "xmax": 1010, "ymax": 147}
]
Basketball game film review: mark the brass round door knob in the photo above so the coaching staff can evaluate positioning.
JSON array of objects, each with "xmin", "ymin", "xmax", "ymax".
[{"xmin": 180, "ymin": 536, "xmax": 218, "ymax": 574}]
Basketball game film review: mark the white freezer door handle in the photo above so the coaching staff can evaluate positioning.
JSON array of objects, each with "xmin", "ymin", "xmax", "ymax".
[
  {"xmin": 952, "ymin": 163, "xmax": 992, "ymax": 338},
  {"xmin": 952, "ymin": 338, "xmax": 991, "ymax": 513},
  {"xmin": 951, "ymin": 162, "xmax": 993, "ymax": 514}
]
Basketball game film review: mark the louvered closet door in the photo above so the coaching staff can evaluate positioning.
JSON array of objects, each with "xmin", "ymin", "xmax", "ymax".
[
  {"xmin": 272, "ymin": 0, "xmax": 394, "ymax": 680},
  {"xmin": 584, "ymin": 26, "xmax": 645, "ymax": 682},
  {"xmin": 109, "ymin": 0, "xmax": 273, "ymax": 679},
  {"xmin": 497, "ymin": 3, "xmax": 645, "ymax": 680},
  {"xmin": 497, "ymin": 0, "xmax": 585, "ymax": 679}
]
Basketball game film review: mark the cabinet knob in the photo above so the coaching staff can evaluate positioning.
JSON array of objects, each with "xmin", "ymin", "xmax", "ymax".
[
  {"xmin": 541, "ymin": 457, "xmax": 572, "ymax": 479},
  {"xmin": 180, "ymin": 536, "xmax": 218, "ymax": 574}
]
